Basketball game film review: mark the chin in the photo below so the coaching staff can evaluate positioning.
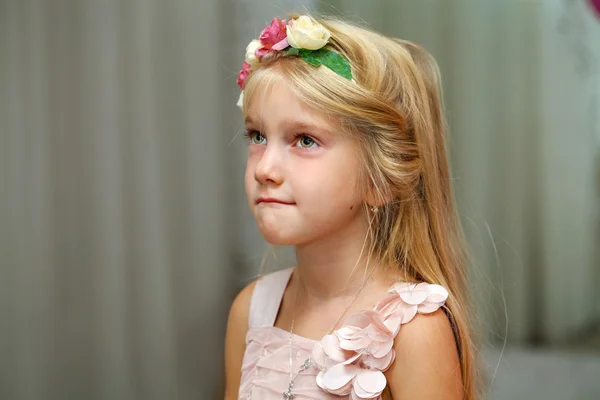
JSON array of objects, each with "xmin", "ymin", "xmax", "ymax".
[
  {"xmin": 257, "ymin": 222, "xmax": 311, "ymax": 246},
  {"xmin": 259, "ymin": 229, "xmax": 300, "ymax": 246},
  {"xmin": 254, "ymin": 211, "xmax": 299, "ymax": 246}
]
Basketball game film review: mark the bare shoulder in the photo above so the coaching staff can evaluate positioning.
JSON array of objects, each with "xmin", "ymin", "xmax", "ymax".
[
  {"xmin": 224, "ymin": 279, "xmax": 258, "ymax": 400},
  {"xmin": 228, "ymin": 279, "xmax": 258, "ymax": 330},
  {"xmin": 385, "ymin": 309, "xmax": 463, "ymax": 399}
]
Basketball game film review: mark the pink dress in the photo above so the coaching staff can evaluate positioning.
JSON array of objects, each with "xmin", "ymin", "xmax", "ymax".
[{"xmin": 238, "ymin": 268, "xmax": 449, "ymax": 400}]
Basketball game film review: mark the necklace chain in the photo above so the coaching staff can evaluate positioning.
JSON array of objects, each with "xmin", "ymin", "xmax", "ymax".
[{"xmin": 283, "ymin": 271, "xmax": 373, "ymax": 399}]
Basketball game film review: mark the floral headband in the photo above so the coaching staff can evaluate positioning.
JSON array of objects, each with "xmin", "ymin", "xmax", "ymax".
[{"xmin": 236, "ymin": 15, "xmax": 352, "ymax": 109}]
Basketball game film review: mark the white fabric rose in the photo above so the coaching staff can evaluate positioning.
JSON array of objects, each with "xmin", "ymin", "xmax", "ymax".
[
  {"xmin": 286, "ymin": 16, "xmax": 331, "ymax": 50},
  {"xmin": 244, "ymin": 39, "xmax": 262, "ymax": 68},
  {"xmin": 236, "ymin": 91, "xmax": 244, "ymax": 110}
]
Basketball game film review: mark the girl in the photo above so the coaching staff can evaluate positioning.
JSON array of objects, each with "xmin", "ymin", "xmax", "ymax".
[{"xmin": 225, "ymin": 14, "xmax": 476, "ymax": 400}]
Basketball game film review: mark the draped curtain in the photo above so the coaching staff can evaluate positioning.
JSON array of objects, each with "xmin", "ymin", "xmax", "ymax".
[
  {"xmin": 0, "ymin": 0, "xmax": 311, "ymax": 398},
  {"xmin": 1, "ymin": 1, "xmax": 598, "ymax": 400}
]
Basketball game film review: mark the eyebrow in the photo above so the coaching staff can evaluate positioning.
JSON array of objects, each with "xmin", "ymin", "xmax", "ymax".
[{"xmin": 244, "ymin": 116, "xmax": 328, "ymax": 134}]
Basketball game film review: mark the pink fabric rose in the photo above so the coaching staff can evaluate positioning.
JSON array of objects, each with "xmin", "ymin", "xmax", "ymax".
[
  {"xmin": 256, "ymin": 18, "xmax": 289, "ymax": 58},
  {"xmin": 237, "ymin": 61, "xmax": 251, "ymax": 89},
  {"xmin": 589, "ymin": 0, "xmax": 600, "ymax": 18}
]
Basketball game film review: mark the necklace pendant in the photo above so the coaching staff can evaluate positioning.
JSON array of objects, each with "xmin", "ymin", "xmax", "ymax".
[
  {"xmin": 283, "ymin": 380, "xmax": 295, "ymax": 399},
  {"xmin": 300, "ymin": 357, "xmax": 311, "ymax": 371}
]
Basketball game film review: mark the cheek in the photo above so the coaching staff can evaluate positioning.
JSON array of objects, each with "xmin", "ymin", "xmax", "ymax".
[
  {"xmin": 244, "ymin": 156, "xmax": 256, "ymax": 196},
  {"xmin": 328, "ymin": 174, "xmax": 362, "ymax": 206},
  {"xmin": 300, "ymin": 163, "xmax": 363, "ymax": 209},
  {"xmin": 323, "ymin": 154, "xmax": 363, "ymax": 197}
]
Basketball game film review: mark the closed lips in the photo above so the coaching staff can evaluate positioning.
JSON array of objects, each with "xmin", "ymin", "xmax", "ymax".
[{"xmin": 257, "ymin": 197, "xmax": 294, "ymax": 204}]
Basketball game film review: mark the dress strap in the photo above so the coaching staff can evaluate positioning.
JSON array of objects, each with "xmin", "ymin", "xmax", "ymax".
[{"xmin": 248, "ymin": 267, "xmax": 294, "ymax": 329}]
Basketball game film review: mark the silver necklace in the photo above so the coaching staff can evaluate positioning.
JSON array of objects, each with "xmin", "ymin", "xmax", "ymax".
[{"xmin": 282, "ymin": 272, "xmax": 373, "ymax": 400}]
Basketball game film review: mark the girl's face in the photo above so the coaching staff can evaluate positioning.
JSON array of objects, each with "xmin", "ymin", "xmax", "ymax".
[{"xmin": 244, "ymin": 79, "xmax": 366, "ymax": 246}]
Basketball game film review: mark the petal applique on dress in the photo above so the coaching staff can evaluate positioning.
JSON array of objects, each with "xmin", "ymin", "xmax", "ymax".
[
  {"xmin": 353, "ymin": 370, "xmax": 387, "ymax": 399},
  {"xmin": 321, "ymin": 363, "xmax": 359, "ymax": 394},
  {"xmin": 313, "ymin": 281, "xmax": 449, "ymax": 399}
]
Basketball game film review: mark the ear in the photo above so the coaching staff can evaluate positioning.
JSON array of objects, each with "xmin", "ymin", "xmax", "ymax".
[{"xmin": 365, "ymin": 182, "xmax": 392, "ymax": 208}]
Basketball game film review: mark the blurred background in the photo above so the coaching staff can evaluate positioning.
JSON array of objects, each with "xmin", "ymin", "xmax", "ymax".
[{"xmin": 1, "ymin": 0, "xmax": 599, "ymax": 399}]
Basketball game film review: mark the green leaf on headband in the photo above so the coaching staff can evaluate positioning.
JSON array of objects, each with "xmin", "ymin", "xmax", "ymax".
[
  {"xmin": 298, "ymin": 48, "xmax": 352, "ymax": 80},
  {"xmin": 283, "ymin": 47, "xmax": 300, "ymax": 56}
]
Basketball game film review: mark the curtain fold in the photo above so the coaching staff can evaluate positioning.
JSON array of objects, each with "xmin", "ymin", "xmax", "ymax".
[
  {"xmin": 1, "ymin": 0, "xmax": 229, "ymax": 398},
  {"xmin": 0, "ymin": 0, "xmax": 315, "ymax": 398},
  {"xmin": 1, "ymin": 1, "xmax": 598, "ymax": 400}
]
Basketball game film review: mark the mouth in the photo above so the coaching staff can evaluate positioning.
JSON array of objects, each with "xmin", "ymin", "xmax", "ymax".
[{"xmin": 256, "ymin": 197, "xmax": 295, "ymax": 205}]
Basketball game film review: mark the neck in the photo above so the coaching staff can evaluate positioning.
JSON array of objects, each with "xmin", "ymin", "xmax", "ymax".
[{"xmin": 294, "ymin": 214, "xmax": 379, "ymax": 300}]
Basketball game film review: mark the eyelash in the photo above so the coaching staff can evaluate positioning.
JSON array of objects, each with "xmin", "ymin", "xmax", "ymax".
[
  {"xmin": 243, "ymin": 130, "xmax": 263, "ymax": 144},
  {"xmin": 244, "ymin": 130, "xmax": 318, "ymax": 148}
]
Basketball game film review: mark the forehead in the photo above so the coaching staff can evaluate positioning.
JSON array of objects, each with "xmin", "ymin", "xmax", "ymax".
[{"xmin": 244, "ymin": 77, "xmax": 336, "ymax": 133}]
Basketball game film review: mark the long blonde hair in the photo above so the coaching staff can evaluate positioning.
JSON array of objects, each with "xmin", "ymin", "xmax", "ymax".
[{"xmin": 242, "ymin": 15, "xmax": 478, "ymax": 399}]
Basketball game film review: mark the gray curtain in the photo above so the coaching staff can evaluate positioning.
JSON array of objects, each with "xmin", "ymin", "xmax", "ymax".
[
  {"xmin": 1, "ymin": 0, "xmax": 599, "ymax": 399},
  {"xmin": 0, "ymin": 0, "xmax": 311, "ymax": 398},
  {"xmin": 0, "ymin": 0, "xmax": 227, "ymax": 398},
  {"xmin": 322, "ymin": 0, "xmax": 600, "ymax": 344}
]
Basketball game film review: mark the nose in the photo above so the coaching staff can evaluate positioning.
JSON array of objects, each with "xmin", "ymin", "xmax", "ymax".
[{"xmin": 254, "ymin": 144, "xmax": 283, "ymax": 185}]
